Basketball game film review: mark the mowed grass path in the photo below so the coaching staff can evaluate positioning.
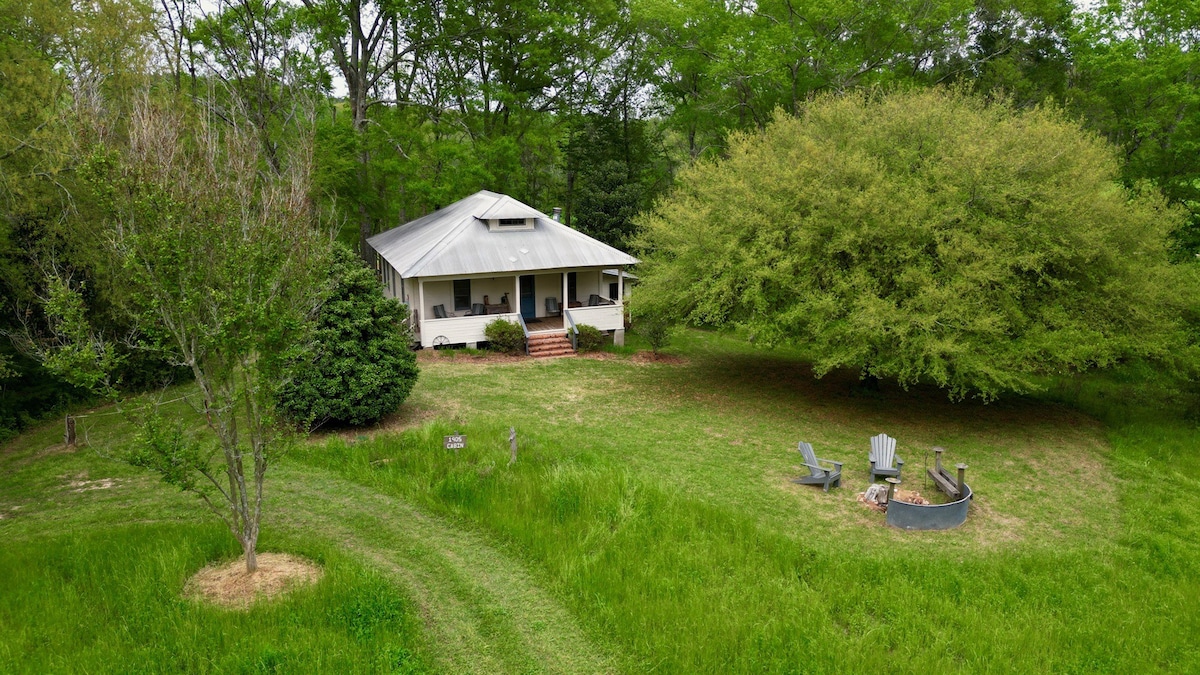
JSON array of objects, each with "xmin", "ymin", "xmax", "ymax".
[
  {"xmin": 4, "ymin": 328, "xmax": 1200, "ymax": 672},
  {"xmin": 1, "ymin": 416, "xmax": 611, "ymax": 673}
]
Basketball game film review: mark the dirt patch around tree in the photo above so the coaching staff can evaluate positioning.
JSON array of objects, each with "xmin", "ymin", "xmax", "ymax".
[{"xmin": 185, "ymin": 553, "xmax": 322, "ymax": 608}]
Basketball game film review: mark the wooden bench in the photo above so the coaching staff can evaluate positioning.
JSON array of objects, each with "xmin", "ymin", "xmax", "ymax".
[{"xmin": 927, "ymin": 447, "xmax": 963, "ymax": 499}]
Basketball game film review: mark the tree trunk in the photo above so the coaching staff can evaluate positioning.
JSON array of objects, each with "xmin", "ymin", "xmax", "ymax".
[{"xmin": 243, "ymin": 537, "xmax": 258, "ymax": 573}]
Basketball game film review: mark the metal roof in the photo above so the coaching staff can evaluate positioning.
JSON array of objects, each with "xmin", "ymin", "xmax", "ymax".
[{"xmin": 367, "ymin": 190, "xmax": 640, "ymax": 278}]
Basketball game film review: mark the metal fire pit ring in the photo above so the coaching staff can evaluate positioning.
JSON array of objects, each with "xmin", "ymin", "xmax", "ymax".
[{"xmin": 886, "ymin": 483, "xmax": 973, "ymax": 530}]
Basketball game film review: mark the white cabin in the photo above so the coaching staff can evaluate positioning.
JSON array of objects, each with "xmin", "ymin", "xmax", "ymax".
[{"xmin": 367, "ymin": 190, "xmax": 639, "ymax": 350}]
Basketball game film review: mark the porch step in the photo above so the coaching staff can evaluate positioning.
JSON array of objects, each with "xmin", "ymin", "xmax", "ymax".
[{"xmin": 527, "ymin": 332, "xmax": 576, "ymax": 358}]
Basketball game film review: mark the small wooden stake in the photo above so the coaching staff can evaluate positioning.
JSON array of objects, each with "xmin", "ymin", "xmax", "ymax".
[
  {"xmin": 956, "ymin": 463, "xmax": 968, "ymax": 499},
  {"xmin": 508, "ymin": 427, "xmax": 517, "ymax": 466},
  {"xmin": 64, "ymin": 415, "xmax": 76, "ymax": 447}
]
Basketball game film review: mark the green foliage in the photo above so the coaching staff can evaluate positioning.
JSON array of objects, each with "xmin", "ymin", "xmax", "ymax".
[
  {"xmin": 0, "ymin": 346, "xmax": 90, "ymax": 444},
  {"xmin": 276, "ymin": 246, "xmax": 419, "ymax": 429},
  {"xmin": 636, "ymin": 89, "xmax": 1187, "ymax": 399},
  {"xmin": 635, "ymin": 0, "xmax": 977, "ymax": 157},
  {"xmin": 575, "ymin": 324, "xmax": 605, "ymax": 352},
  {"xmin": 563, "ymin": 113, "xmax": 672, "ymax": 249},
  {"xmin": 632, "ymin": 305, "xmax": 674, "ymax": 355},
  {"xmin": 59, "ymin": 98, "xmax": 333, "ymax": 567},
  {"xmin": 38, "ymin": 277, "xmax": 123, "ymax": 397},
  {"xmin": 126, "ymin": 410, "xmax": 201, "ymax": 490},
  {"xmin": 484, "ymin": 319, "xmax": 526, "ymax": 355},
  {"xmin": 1070, "ymin": 1, "xmax": 1200, "ymax": 257}
]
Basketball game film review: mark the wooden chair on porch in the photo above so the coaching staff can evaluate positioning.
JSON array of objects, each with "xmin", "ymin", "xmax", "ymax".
[
  {"xmin": 545, "ymin": 297, "xmax": 562, "ymax": 318},
  {"xmin": 432, "ymin": 304, "xmax": 455, "ymax": 319}
]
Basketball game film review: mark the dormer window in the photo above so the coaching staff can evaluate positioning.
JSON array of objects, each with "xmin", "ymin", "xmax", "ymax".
[{"xmin": 487, "ymin": 217, "xmax": 535, "ymax": 231}]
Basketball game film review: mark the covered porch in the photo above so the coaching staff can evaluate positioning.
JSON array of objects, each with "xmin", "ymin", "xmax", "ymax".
[{"xmin": 410, "ymin": 267, "xmax": 628, "ymax": 349}]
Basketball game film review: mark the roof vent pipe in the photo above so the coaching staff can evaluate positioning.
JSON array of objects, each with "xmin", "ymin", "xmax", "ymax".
[{"xmin": 551, "ymin": 207, "xmax": 562, "ymax": 222}]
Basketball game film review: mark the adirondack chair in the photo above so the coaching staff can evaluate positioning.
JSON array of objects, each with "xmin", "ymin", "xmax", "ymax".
[
  {"xmin": 471, "ymin": 303, "xmax": 486, "ymax": 316},
  {"xmin": 545, "ymin": 297, "xmax": 562, "ymax": 317},
  {"xmin": 432, "ymin": 304, "xmax": 455, "ymax": 319},
  {"xmin": 792, "ymin": 441, "xmax": 843, "ymax": 492},
  {"xmin": 869, "ymin": 433, "xmax": 904, "ymax": 483}
]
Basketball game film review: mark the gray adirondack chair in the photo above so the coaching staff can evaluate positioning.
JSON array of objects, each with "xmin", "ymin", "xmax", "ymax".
[
  {"xmin": 869, "ymin": 433, "xmax": 904, "ymax": 483},
  {"xmin": 792, "ymin": 441, "xmax": 843, "ymax": 492}
]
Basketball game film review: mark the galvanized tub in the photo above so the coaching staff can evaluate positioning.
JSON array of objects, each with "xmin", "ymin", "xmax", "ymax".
[{"xmin": 886, "ymin": 484, "xmax": 973, "ymax": 530}]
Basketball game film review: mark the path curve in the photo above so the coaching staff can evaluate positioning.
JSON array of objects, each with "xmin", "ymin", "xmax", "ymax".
[{"xmin": 270, "ymin": 464, "xmax": 616, "ymax": 675}]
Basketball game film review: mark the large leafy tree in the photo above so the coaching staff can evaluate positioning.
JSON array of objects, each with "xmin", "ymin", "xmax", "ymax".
[{"xmin": 636, "ymin": 88, "xmax": 1186, "ymax": 399}]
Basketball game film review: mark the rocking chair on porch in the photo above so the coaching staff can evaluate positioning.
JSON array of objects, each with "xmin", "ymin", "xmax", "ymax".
[{"xmin": 545, "ymin": 297, "xmax": 562, "ymax": 318}]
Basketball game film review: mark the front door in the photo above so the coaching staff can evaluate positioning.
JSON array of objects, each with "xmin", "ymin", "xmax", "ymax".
[{"xmin": 519, "ymin": 275, "xmax": 536, "ymax": 320}]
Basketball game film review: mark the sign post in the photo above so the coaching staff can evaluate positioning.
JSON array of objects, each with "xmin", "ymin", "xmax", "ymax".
[{"xmin": 443, "ymin": 434, "xmax": 466, "ymax": 452}]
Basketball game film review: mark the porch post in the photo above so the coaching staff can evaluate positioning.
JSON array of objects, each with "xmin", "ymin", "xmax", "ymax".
[
  {"xmin": 417, "ymin": 278, "xmax": 426, "ymax": 346},
  {"xmin": 513, "ymin": 275, "xmax": 520, "ymax": 315},
  {"xmin": 562, "ymin": 272, "xmax": 568, "ymax": 312},
  {"xmin": 613, "ymin": 266, "xmax": 626, "ymax": 346}
]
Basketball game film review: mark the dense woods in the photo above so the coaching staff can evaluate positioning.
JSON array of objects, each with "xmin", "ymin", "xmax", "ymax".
[{"xmin": 3, "ymin": 0, "xmax": 1200, "ymax": 429}]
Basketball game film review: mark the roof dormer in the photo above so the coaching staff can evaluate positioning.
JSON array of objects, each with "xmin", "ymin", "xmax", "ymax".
[
  {"xmin": 487, "ymin": 217, "xmax": 535, "ymax": 232},
  {"xmin": 475, "ymin": 194, "xmax": 543, "ymax": 232}
]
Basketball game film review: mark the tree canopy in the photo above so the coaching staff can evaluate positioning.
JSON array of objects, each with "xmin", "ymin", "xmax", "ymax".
[{"xmin": 635, "ymin": 88, "xmax": 1188, "ymax": 399}]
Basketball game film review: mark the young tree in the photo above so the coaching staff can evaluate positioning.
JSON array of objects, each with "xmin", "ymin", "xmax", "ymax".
[
  {"xmin": 636, "ymin": 88, "xmax": 1187, "ymax": 399},
  {"xmin": 49, "ymin": 96, "xmax": 331, "ymax": 572}
]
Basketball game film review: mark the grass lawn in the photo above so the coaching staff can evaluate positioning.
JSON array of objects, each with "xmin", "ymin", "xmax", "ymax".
[{"xmin": 3, "ymin": 329, "xmax": 1199, "ymax": 673}]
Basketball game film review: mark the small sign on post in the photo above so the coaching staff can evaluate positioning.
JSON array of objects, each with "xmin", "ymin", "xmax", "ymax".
[{"xmin": 443, "ymin": 434, "xmax": 466, "ymax": 452}]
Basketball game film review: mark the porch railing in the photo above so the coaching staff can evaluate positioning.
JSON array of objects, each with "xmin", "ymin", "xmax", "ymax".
[
  {"xmin": 564, "ymin": 304, "xmax": 624, "ymax": 332},
  {"xmin": 564, "ymin": 309, "xmax": 580, "ymax": 351},
  {"xmin": 419, "ymin": 312, "xmax": 521, "ymax": 349},
  {"xmin": 515, "ymin": 313, "xmax": 531, "ymax": 356}
]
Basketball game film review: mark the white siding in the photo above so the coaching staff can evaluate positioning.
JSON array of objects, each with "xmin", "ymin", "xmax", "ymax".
[
  {"xmin": 565, "ymin": 304, "xmax": 624, "ymax": 331},
  {"xmin": 574, "ymin": 269, "xmax": 605, "ymax": 303},
  {"xmin": 533, "ymin": 272, "xmax": 560, "ymax": 318},
  {"xmin": 419, "ymin": 313, "xmax": 522, "ymax": 348}
]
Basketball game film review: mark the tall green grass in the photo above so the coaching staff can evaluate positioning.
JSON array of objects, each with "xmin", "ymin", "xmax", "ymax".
[
  {"xmin": 296, "ymin": 415, "xmax": 1200, "ymax": 673},
  {"xmin": 0, "ymin": 523, "xmax": 430, "ymax": 674}
]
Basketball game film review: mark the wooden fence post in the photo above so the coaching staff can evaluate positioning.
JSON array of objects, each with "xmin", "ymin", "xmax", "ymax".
[
  {"xmin": 64, "ymin": 415, "xmax": 76, "ymax": 447},
  {"xmin": 509, "ymin": 427, "xmax": 517, "ymax": 466}
]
